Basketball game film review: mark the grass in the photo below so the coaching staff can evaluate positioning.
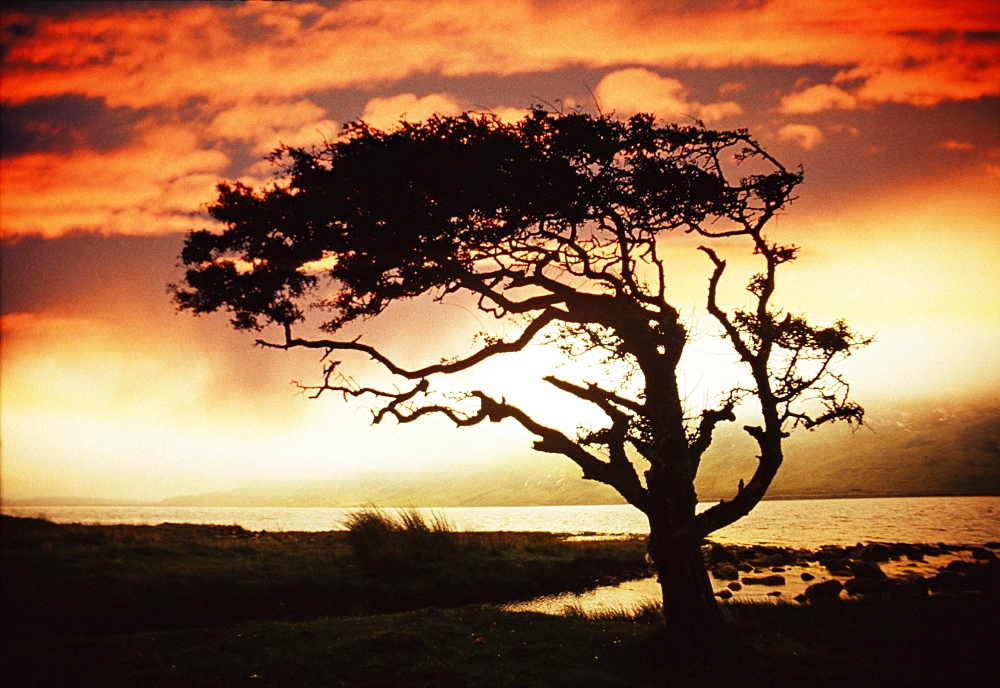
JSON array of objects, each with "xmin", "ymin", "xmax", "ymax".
[
  {"xmin": 4, "ymin": 596, "xmax": 997, "ymax": 687},
  {"xmin": 2, "ymin": 514, "xmax": 997, "ymax": 686},
  {"xmin": 0, "ymin": 513, "xmax": 649, "ymax": 635}
]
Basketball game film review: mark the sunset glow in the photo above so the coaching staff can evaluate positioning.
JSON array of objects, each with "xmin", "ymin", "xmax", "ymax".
[{"xmin": 1, "ymin": 0, "xmax": 997, "ymax": 503}]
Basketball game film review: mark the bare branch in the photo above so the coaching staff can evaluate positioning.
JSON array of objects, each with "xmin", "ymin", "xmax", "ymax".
[
  {"xmin": 258, "ymin": 309, "xmax": 561, "ymax": 380},
  {"xmin": 698, "ymin": 246, "xmax": 754, "ymax": 363},
  {"xmin": 687, "ymin": 400, "xmax": 736, "ymax": 473},
  {"xmin": 542, "ymin": 376, "xmax": 645, "ymax": 415}
]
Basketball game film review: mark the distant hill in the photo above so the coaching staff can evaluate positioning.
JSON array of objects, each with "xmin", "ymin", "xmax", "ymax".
[
  {"xmin": 159, "ymin": 397, "xmax": 1000, "ymax": 508},
  {"xmin": 5, "ymin": 497, "xmax": 155, "ymax": 507},
  {"xmin": 698, "ymin": 397, "xmax": 1000, "ymax": 501}
]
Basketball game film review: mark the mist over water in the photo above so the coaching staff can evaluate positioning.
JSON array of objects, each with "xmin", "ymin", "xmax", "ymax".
[{"xmin": 5, "ymin": 496, "xmax": 998, "ymax": 549}]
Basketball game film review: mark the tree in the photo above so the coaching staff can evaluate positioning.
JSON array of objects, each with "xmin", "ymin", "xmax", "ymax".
[{"xmin": 172, "ymin": 109, "xmax": 870, "ymax": 643}]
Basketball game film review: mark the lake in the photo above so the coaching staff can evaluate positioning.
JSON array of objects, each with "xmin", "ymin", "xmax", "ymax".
[{"xmin": 4, "ymin": 495, "xmax": 999, "ymax": 548}]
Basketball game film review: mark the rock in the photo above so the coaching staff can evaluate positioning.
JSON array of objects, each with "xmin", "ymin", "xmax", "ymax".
[
  {"xmin": 804, "ymin": 579, "xmax": 843, "ymax": 603},
  {"xmin": 850, "ymin": 560, "xmax": 887, "ymax": 580},
  {"xmin": 823, "ymin": 558, "xmax": 853, "ymax": 576},
  {"xmin": 971, "ymin": 547, "xmax": 997, "ymax": 561},
  {"xmin": 712, "ymin": 564, "xmax": 739, "ymax": 581},
  {"xmin": 767, "ymin": 591, "xmax": 782, "ymax": 597},
  {"xmin": 743, "ymin": 575, "xmax": 785, "ymax": 586},
  {"xmin": 801, "ymin": 572, "xmax": 815, "ymax": 582},
  {"xmin": 946, "ymin": 559, "xmax": 977, "ymax": 574},
  {"xmin": 727, "ymin": 582, "xmax": 742, "ymax": 591},
  {"xmin": 844, "ymin": 576, "xmax": 886, "ymax": 595},
  {"xmin": 959, "ymin": 560, "xmax": 1000, "ymax": 594},
  {"xmin": 736, "ymin": 563, "xmax": 754, "ymax": 573},
  {"xmin": 928, "ymin": 569, "xmax": 967, "ymax": 594},
  {"xmin": 884, "ymin": 575, "xmax": 928, "ymax": 597},
  {"xmin": 765, "ymin": 552, "xmax": 792, "ymax": 567},
  {"xmin": 894, "ymin": 544, "xmax": 925, "ymax": 561},
  {"xmin": 707, "ymin": 543, "xmax": 738, "ymax": 565},
  {"xmin": 816, "ymin": 545, "xmax": 847, "ymax": 559},
  {"xmin": 984, "ymin": 542, "xmax": 1000, "ymax": 549},
  {"xmin": 715, "ymin": 589, "xmax": 733, "ymax": 600},
  {"xmin": 771, "ymin": 567, "xmax": 786, "ymax": 572},
  {"xmin": 794, "ymin": 593, "xmax": 808, "ymax": 604},
  {"xmin": 860, "ymin": 543, "xmax": 892, "ymax": 562}
]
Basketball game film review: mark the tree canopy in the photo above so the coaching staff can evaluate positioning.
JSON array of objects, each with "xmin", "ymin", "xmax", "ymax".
[{"xmin": 173, "ymin": 109, "xmax": 870, "ymax": 636}]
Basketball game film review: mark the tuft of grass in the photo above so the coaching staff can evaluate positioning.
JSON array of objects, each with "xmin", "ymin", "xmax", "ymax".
[{"xmin": 344, "ymin": 506, "xmax": 458, "ymax": 566}]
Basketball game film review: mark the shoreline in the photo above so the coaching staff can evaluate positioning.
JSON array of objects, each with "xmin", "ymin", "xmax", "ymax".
[
  {"xmin": 3, "ymin": 516, "xmax": 998, "ymax": 686},
  {"xmin": 5, "ymin": 490, "xmax": 1000, "ymax": 509},
  {"xmin": 509, "ymin": 541, "xmax": 1000, "ymax": 615},
  {"xmin": 5, "ymin": 514, "xmax": 998, "ymax": 609},
  {"xmin": 5, "ymin": 496, "xmax": 1000, "ymax": 550}
]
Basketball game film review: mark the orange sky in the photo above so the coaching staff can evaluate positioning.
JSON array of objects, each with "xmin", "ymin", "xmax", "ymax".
[{"xmin": 1, "ymin": 0, "xmax": 998, "ymax": 502}]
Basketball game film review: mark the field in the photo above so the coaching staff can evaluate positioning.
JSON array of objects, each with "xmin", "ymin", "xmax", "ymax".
[{"xmin": 2, "ymin": 513, "xmax": 997, "ymax": 686}]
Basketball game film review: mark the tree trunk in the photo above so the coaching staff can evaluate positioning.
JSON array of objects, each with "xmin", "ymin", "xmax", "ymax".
[{"xmin": 648, "ymin": 528, "xmax": 726, "ymax": 653}]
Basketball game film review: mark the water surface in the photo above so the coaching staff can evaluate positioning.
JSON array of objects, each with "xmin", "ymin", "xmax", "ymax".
[{"xmin": 4, "ymin": 496, "xmax": 998, "ymax": 548}]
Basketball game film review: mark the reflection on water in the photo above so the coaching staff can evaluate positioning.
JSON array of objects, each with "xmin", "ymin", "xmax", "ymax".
[
  {"xmin": 4, "ymin": 496, "xmax": 999, "ymax": 548},
  {"xmin": 503, "ymin": 553, "xmax": 975, "ymax": 616},
  {"xmin": 503, "ymin": 577, "xmax": 663, "ymax": 616}
]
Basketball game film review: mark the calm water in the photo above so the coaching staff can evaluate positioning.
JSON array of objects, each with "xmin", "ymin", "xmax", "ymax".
[{"xmin": 4, "ymin": 496, "xmax": 999, "ymax": 548}]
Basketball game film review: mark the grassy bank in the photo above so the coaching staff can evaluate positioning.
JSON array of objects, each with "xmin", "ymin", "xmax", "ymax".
[
  {"xmin": 2, "ymin": 514, "xmax": 997, "ymax": 686},
  {"xmin": 0, "ymin": 513, "xmax": 648, "ymax": 636}
]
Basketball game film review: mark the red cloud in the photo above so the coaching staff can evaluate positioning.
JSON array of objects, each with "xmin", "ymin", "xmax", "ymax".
[
  {"xmin": 2, "ymin": 1, "xmax": 996, "ymax": 109},
  {"xmin": 1, "ymin": 122, "xmax": 228, "ymax": 238}
]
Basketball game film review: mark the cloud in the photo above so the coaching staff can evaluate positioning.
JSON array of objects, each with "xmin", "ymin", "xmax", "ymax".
[
  {"xmin": 839, "ymin": 54, "xmax": 1000, "ymax": 107},
  {"xmin": 780, "ymin": 84, "xmax": 859, "ymax": 114},
  {"xmin": 2, "ymin": 0, "xmax": 996, "ymax": 241},
  {"xmin": 2, "ymin": 1, "xmax": 996, "ymax": 111},
  {"xmin": 0, "ymin": 95, "xmax": 149, "ymax": 156},
  {"xmin": 594, "ymin": 68, "xmax": 742, "ymax": 122},
  {"xmin": 359, "ymin": 93, "xmax": 467, "ymax": 131},
  {"xmin": 936, "ymin": 140, "xmax": 976, "ymax": 151},
  {"xmin": 0, "ymin": 121, "xmax": 228, "ymax": 238},
  {"xmin": 207, "ymin": 98, "xmax": 339, "ymax": 155},
  {"xmin": 778, "ymin": 123, "xmax": 824, "ymax": 150}
]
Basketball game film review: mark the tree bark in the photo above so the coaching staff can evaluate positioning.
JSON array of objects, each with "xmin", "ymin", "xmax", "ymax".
[{"xmin": 648, "ymin": 523, "xmax": 726, "ymax": 652}]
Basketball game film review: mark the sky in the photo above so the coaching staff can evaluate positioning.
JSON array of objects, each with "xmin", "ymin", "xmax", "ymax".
[{"xmin": 1, "ymin": 0, "xmax": 998, "ymax": 503}]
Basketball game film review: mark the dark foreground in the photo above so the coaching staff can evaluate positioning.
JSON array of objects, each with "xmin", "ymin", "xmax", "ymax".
[{"xmin": 2, "ymin": 515, "xmax": 998, "ymax": 686}]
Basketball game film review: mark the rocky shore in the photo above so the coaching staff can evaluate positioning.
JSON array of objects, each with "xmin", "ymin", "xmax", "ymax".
[{"xmin": 705, "ymin": 541, "xmax": 1000, "ymax": 603}]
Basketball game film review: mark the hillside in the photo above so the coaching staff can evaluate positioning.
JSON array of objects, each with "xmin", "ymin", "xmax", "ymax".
[{"xmin": 158, "ymin": 397, "xmax": 1000, "ymax": 507}]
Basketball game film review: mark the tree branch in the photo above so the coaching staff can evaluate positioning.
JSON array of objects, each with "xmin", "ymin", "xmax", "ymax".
[
  {"xmin": 698, "ymin": 246, "xmax": 754, "ymax": 363},
  {"xmin": 687, "ymin": 400, "xmax": 736, "ymax": 473},
  {"xmin": 257, "ymin": 308, "xmax": 561, "ymax": 380},
  {"xmin": 542, "ymin": 376, "xmax": 645, "ymax": 415}
]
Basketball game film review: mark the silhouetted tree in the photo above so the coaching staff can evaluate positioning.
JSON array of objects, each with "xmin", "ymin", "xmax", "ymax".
[{"xmin": 172, "ymin": 110, "xmax": 869, "ymax": 644}]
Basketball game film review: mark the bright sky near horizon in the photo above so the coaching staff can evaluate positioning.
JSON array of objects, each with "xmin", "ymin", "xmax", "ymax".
[{"xmin": 1, "ymin": 0, "xmax": 998, "ymax": 502}]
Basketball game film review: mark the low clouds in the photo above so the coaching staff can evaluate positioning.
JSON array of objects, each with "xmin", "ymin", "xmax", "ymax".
[
  {"xmin": 778, "ymin": 123, "xmax": 824, "ymax": 150},
  {"xmin": 594, "ymin": 68, "xmax": 742, "ymax": 122},
  {"xmin": 207, "ymin": 98, "xmax": 339, "ymax": 155},
  {"xmin": 359, "ymin": 93, "xmax": 467, "ymax": 130},
  {"xmin": 1, "ymin": 121, "xmax": 228, "ymax": 238},
  {"xmin": 780, "ymin": 84, "xmax": 859, "ymax": 115}
]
